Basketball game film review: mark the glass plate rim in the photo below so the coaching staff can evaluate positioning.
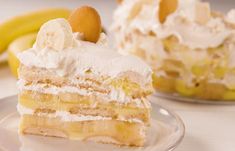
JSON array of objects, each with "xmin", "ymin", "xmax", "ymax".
[{"xmin": 151, "ymin": 101, "xmax": 185, "ymax": 151}]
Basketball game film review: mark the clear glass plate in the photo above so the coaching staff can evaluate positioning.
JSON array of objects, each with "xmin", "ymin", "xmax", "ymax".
[
  {"xmin": 0, "ymin": 95, "xmax": 185, "ymax": 151},
  {"xmin": 154, "ymin": 91, "xmax": 235, "ymax": 105}
]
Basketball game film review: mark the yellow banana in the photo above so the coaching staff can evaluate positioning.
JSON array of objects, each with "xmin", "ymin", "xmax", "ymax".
[
  {"xmin": 0, "ymin": 8, "xmax": 71, "ymax": 54},
  {"xmin": 8, "ymin": 33, "xmax": 37, "ymax": 77}
]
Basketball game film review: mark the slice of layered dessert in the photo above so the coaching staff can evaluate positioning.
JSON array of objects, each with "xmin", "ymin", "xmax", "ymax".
[
  {"xmin": 17, "ymin": 6, "xmax": 153, "ymax": 146},
  {"xmin": 112, "ymin": 0, "xmax": 235, "ymax": 101}
]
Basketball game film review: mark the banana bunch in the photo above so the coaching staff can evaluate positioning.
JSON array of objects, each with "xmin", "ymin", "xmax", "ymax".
[{"xmin": 0, "ymin": 8, "xmax": 71, "ymax": 77}]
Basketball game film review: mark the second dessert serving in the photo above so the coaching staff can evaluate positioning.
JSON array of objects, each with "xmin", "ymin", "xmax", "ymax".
[{"xmin": 113, "ymin": 0, "xmax": 235, "ymax": 101}]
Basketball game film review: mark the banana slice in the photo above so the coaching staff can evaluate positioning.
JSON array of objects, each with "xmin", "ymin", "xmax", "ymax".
[
  {"xmin": 68, "ymin": 6, "xmax": 101, "ymax": 43},
  {"xmin": 195, "ymin": 2, "xmax": 211, "ymax": 25},
  {"xmin": 225, "ymin": 9, "xmax": 235, "ymax": 28},
  {"xmin": 35, "ymin": 18, "xmax": 73, "ymax": 51}
]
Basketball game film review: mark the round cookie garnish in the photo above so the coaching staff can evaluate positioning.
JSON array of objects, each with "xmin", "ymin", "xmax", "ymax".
[
  {"xmin": 159, "ymin": 0, "xmax": 178, "ymax": 23},
  {"xmin": 68, "ymin": 6, "xmax": 102, "ymax": 43}
]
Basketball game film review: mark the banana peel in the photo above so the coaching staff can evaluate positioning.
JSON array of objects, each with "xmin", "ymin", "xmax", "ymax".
[{"xmin": 8, "ymin": 33, "xmax": 37, "ymax": 77}]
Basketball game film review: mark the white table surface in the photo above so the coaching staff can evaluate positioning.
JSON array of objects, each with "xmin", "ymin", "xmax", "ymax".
[{"xmin": 0, "ymin": 0, "xmax": 235, "ymax": 151}]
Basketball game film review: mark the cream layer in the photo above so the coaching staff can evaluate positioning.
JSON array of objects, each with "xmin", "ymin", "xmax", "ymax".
[
  {"xmin": 17, "ymin": 79, "xmax": 150, "ymax": 108},
  {"xmin": 17, "ymin": 104, "xmax": 144, "ymax": 123}
]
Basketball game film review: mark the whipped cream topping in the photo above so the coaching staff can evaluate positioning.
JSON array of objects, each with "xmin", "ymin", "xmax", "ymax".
[
  {"xmin": 113, "ymin": 0, "xmax": 233, "ymax": 49},
  {"xmin": 17, "ymin": 104, "xmax": 144, "ymax": 123},
  {"xmin": 18, "ymin": 33, "xmax": 152, "ymax": 84},
  {"xmin": 156, "ymin": 16, "xmax": 230, "ymax": 49}
]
